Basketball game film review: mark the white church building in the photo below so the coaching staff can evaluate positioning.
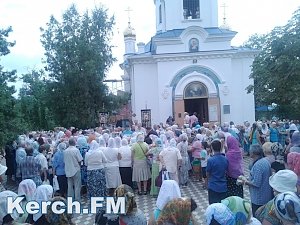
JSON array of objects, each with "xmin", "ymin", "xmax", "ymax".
[{"xmin": 121, "ymin": 0, "xmax": 258, "ymax": 127}]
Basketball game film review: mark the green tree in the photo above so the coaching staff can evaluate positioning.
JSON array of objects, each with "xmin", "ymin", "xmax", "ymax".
[
  {"xmin": 245, "ymin": 8, "xmax": 300, "ymax": 119},
  {"xmin": 40, "ymin": 4, "xmax": 115, "ymax": 128},
  {"xmin": 0, "ymin": 27, "xmax": 28, "ymax": 148},
  {"xmin": 18, "ymin": 70, "xmax": 55, "ymax": 130}
]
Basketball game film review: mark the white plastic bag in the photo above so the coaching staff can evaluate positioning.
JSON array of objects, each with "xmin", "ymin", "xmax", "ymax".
[
  {"xmin": 53, "ymin": 175, "xmax": 60, "ymax": 191},
  {"xmin": 162, "ymin": 170, "xmax": 170, "ymax": 181}
]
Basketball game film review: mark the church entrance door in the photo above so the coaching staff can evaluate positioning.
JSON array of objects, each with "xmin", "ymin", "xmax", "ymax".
[
  {"xmin": 183, "ymin": 81, "xmax": 209, "ymax": 125},
  {"xmin": 184, "ymin": 98, "xmax": 208, "ymax": 124}
]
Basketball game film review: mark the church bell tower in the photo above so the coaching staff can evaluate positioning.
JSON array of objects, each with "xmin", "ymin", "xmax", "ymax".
[{"xmin": 154, "ymin": 0, "xmax": 218, "ymax": 33}]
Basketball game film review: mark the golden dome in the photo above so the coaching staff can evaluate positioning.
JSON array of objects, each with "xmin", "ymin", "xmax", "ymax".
[{"xmin": 123, "ymin": 22, "xmax": 136, "ymax": 37}]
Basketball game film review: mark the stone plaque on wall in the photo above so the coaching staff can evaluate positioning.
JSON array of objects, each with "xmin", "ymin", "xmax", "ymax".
[{"xmin": 209, "ymin": 105, "xmax": 218, "ymax": 122}]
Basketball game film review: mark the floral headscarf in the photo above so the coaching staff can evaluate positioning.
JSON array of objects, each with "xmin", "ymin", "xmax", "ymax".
[
  {"xmin": 205, "ymin": 203, "xmax": 235, "ymax": 225},
  {"xmin": 46, "ymin": 196, "xmax": 74, "ymax": 225},
  {"xmin": 221, "ymin": 196, "xmax": 251, "ymax": 224},
  {"xmin": 157, "ymin": 198, "xmax": 192, "ymax": 225},
  {"xmin": 18, "ymin": 179, "xmax": 37, "ymax": 201},
  {"xmin": 114, "ymin": 184, "xmax": 137, "ymax": 215},
  {"xmin": 274, "ymin": 191, "xmax": 300, "ymax": 224}
]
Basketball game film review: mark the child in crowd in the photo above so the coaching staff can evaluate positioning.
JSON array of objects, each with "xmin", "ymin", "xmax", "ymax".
[{"xmin": 201, "ymin": 141, "xmax": 209, "ymax": 189}]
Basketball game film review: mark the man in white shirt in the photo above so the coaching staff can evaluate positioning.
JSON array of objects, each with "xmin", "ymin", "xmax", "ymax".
[
  {"xmin": 35, "ymin": 145, "xmax": 48, "ymax": 183},
  {"xmin": 64, "ymin": 138, "xmax": 83, "ymax": 201}
]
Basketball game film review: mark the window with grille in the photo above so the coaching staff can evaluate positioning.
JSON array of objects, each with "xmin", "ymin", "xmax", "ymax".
[{"xmin": 183, "ymin": 0, "xmax": 200, "ymax": 19}]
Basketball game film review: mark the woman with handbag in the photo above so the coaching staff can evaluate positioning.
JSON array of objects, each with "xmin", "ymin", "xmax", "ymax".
[
  {"xmin": 148, "ymin": 138, "xmax": 164, "ymax": 196},
  {"xmin": 131, "ymin": 134, "xmax": 151, "ymax": 195}
]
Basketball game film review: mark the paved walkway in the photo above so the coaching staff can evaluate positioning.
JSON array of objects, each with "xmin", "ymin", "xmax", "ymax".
[{"xmin": 3, "ymin": 157, "xmax": 251, "ymax": 225}]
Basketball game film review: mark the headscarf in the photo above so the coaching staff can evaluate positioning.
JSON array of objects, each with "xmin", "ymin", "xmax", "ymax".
[
  {"xmin": 0, "ymin": 191, "xmax": 19, "ymax": 224},
  {"xmin": 102, "ymin": 133, "xmax": 109, "ymax": 145},
  {"xmin": 287, "ymin": 152, "xmax": 300, "ymax": 177},
  {"xmin": 98, "ymin": 137, "xmax": 106, "ymax": 147},
  {"xmin": 205, "ymin": 203, "xmax": 235, "ymax": 225},
  {"xmin": 155, "ymin": 138, "xmax": 163, "ymax": 148},
  {"xmin": 137, "ymin": 134, "xmax": 144, "ymax": 143},
  {"xmin": 169, "ymin": 138, "xmax": 177, "ymax": 148},
  {"xmin": 57, "ymin": 142, "xmax": 67, "ymax": 151},
  {"xmin": 130, "ymin": 136, "xmax": 136, "ymax": 146},
  {"xmin": 221, "ymin": 196, "xmax": 251, "ymax": 225},
  {"xmin": 46, "ymin": 196, "xmax": 74, "ymax": 225},
  {"xmin": 33, "ymin": 184, "xmax": 53, "ymax": 222},
  {"xmin": 157, "ymin": 198, "xmax": 192, "ymax": 225},
  {"xmin": 107, "ymin": 138, "xmax": 116, "ymax": 148},
  {"xmin": 291, "ymin": 131, "xmax": 300, "ymax": 147},
  {"xmin": 274, "ymin": 191, "xmax": 300, "ymax": 224},
  {"xmin": 156, "ymin": 180, "xmax": 181, "ymax": 210},
  {"xmin": 121, "ymin": 138, "xmax": 128, "ymax": 146},
  {"xmin": 289, "ymin": 124, "xmax": 299, "ymax": 132},
  {"xmin": 77, "ymin": 135, "xmax": 88, "ymax": 149},
  {"xmin": 18, "ymin": 179, "xmax": 37, "ymax": 201},
  {"xmin": 114, "ymin": 184, "xmax": 136, "ymax": 215},
  {"xmin": 115, "ymin": 137, "xmax": 122, "ymax": 148},
  {"xmin": 271, "ymin": 142, "xmax": 285, "ymax": 161},
  {"xmin": 226, "ymin": 136, "xmax": 243, "ymax": 179},
  {"xmin": 89, "ymin": 140, "xmax": 99, "ymax": 152}
]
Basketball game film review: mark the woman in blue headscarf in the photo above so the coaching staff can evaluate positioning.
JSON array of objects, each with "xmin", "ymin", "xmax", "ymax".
[
  {"xmin": 76, "ymin": 135, "xmax": 89, "ymax": 188},
  {"xmin": 148, "ymin": 138, "xmax": 164, "ymax": 196}
]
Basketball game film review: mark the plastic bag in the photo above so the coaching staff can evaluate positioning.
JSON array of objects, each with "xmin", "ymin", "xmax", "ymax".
[{"xmin": 53, "ymin": 176, "xmax": 59, "ymax": 191}]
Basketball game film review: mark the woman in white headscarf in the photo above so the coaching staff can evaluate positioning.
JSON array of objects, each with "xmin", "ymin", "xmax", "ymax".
[
  {"xmin": 131, "ymin": 134, "xmax": 151, "ymax": 195},
  {"xmin": 115, "ymin": 136, "xmax": 122, "ymax": 148},
  {"xmin": 0, "ymin": 191, "xmax": 31, "ymax": 225},
  {"xmin": 159, "ymin": 138, "xmax": 182, "ymax": 183},
  {"xmin": 102, "ymin": 138, "xmax": 122, "ymax": 195},
  {"xmin": 17, "ymin": 179, "xmax": 37, "ymax": 223},
  {"xmin": 148, "ymin": 180, "xmax": 181, "ymax": 225},
  {"xmin": 85, "ymin": 140, "xmax": 107, "ymax": 198},
  {"xmin": 119, "ymin": 138, "xmax": 133, "ymax": 188},
  {"xmin": 33, "ymin": 185, "xmax": 53, "ymax": 225}
]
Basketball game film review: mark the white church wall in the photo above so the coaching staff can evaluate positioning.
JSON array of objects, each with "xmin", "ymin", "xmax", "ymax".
[{"xmin": 131, "ymin": 63, "xmax": 159, "ymax": 125}]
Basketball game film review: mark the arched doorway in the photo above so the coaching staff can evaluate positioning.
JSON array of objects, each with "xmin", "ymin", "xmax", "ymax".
[{"xmin": 184, "ymin": 81, "xmax": 209, "ymax": 124}]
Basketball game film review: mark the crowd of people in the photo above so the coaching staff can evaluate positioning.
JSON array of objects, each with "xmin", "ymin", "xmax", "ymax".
[{"xmin": 0, "ymin": 118, "xmax": 299, "ymax": 225}]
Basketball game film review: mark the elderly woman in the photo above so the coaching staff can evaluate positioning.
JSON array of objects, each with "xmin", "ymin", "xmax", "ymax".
[
  {"xmin": 177, "ymin": 134, "xmax": 190, "ymax": 187},
  {"xmin": 287, "ymin": 131, "xmax": 300, "ymax": 153},
  {"xmin": 148, "ymin": 138, "xmax": 164, "ymax": 196},
  {"xmin": 262, "ymin": 142, "xmax": 276, "ymax": 165},
  {"xmin": 119, "ymin": 138, "xmax": 133, "ymax": 188},
  {"xmin": 156, "ymin": 198, "xmax": 198, "ymax": 225},
  {"xmin": 76, "ymin": 135, "xmax": 89, "ymax": 188},
  {"xmin": 159, "ymin": 138, "xmax": 182, "ymax": 183},
  {"xmin": 243, "ymin": 144, "xmax": 273, "ymax": 216},
  {"xmin": 17, "ymin": 179, "xmax": 37, "ymax": 223},
  {"xmin": 205, "ymin": 203, "xmax": 235, "ymax": 225},
  {"xmin": 52, "ymin": 142, "xmax": 68, "ymax": 197},
  {"xmin": 85, "ymin": 140, "xmax": 107, "ymax": 198},
  {"xmin": 226, "ymin": 136, "xmax": 244, "ymax": 198},
  {"xmin": 148, "ymin": 180, "xmax": 181, "ymax": 225},
  {"xmin": 131, "ymin": 134, "xmax": 151, "ymax": 195},
  {"xmin": 103, "ymin": 138, "xmax": 122, "ymax": 194},
  {"xmin": 46, "ymin": 196, "xmax": 75, "ymax": 225},
  {"xmin": 33, "ymin": 185, "xmax": 53, "ymax": 225},
  {"xmin": 255, "ymin": 170, "xmax": 298, "ymax": 225},
  {"xmin": 0, "ymin": 191, "xmax": 31, "ymax": 225},
  {"xmin": 115, "ymin": 184, "xmax": 147, "ymax": 225}
]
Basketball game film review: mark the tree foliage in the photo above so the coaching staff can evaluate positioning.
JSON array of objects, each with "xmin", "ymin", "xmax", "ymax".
[
  {"xmin": 0, "ymin": 27, "xmax": 28, "ymax": 148},
  {"xmin": 40, "ymin": 4, "xmax": 115, "ymax": 128},
  {"xmin": 245, "ymin": 8, "xmax": 300, "ymax": 119}
]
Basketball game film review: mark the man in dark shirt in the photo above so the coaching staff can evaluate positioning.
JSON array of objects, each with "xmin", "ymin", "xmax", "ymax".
[{"xmin": 206, "ymin": 139, "xmax": 228, "ymax": 204}]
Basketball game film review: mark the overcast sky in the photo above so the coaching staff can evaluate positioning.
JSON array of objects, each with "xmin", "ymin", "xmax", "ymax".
[{"xmin": 1, "ymin": 0, "xmax": 300, "ymax": 87}]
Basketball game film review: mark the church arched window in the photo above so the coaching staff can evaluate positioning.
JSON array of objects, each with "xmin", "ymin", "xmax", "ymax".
[
  {"xmin": 183, "ymin": 0, "xmax": 200, "ymax": 19},
  {"xmin": 159, "ymin": 4, "xmax": 162, "ymax": 24}
]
